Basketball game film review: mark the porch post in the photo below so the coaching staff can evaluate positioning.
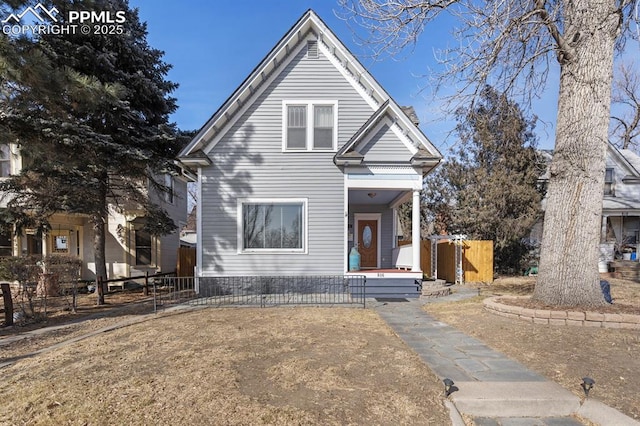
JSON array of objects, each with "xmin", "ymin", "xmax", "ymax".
[
  {"xmin": 601, "ymin": 215, "xmax": 608, "ymax": 242},
  {"xmin": 412, "ymin": 190, "xmax": 421, "ymax": 272}
]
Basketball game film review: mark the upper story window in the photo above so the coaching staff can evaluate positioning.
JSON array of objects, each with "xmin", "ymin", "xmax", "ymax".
[
  {"xmin": 163, "ymin": 174, "xmax": 174, "ymax": 204},
  {"xmin": 0, "ymin": 144, "xmax": 11, "ymax": 177},
  {"xmin": 604, "ymin": 168, "xmax": 614, "ymax": 196},
  {"xmin": 283, "ymin": 101, "xmax": 337, "ymax": 152}
]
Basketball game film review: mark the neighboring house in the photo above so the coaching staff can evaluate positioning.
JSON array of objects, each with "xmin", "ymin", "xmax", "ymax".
[
  {"xmin": 0, "ymin": 142, "xmax": 189, "ymax": 280},
  {"xmin": 601, "ymin": 145, "xmax": 640, "ymax": 253},
  {"xmin": 533, "ymin": 143, "xmax": 640, "ymax": 258},
  {"xmin": 178, "ymin": 10, "xmax": 442, "ymax": 291}
]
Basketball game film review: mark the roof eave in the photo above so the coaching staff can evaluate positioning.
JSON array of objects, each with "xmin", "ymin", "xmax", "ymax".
[
  {"xmin": 334, "ymin": 156, "xmax": 364, "ymax": 167},
  {"xmin": 411, "ymin": 157, "xmax": 441, "ymax": 168},
  {"xmin": 179, "ymin": 10, "xmax": 318, "ymax": 158}
]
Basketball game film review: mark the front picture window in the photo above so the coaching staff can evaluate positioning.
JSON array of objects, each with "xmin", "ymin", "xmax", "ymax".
[{"xmin": 241, "ymin": 201, "xmax": 305, "ymax": 251}]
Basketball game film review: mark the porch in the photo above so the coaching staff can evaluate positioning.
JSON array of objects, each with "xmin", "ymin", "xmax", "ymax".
[
  {"xmin": 344, "ymin": 177, "xmax": 423, "ymax": 273},
  {"xmin": 345, "ymin": 268, "xmax": 423, "ymax": 298},
  {"xmin": 602, "ymin": 210, "xmax": 640, "ymax": 259}
]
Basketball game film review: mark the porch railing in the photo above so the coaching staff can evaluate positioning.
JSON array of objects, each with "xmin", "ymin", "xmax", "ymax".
[{"xmin": 152, "ymin": 275, "xmax": 367, "ymax": 309}]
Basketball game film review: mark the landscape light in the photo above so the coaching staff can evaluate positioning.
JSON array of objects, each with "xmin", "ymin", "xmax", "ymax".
[
  {"xmin": 581, "ymin": 377, "xmax": 595, "ymax": 397},
  {"xmin": 443, "ymin": 378, "xmax": 455, "ymax": 397}
]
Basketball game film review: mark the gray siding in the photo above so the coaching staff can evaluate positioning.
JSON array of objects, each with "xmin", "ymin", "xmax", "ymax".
[
  {"xmin": 200, "ymin": 44, "xmax": 373, "ymax": 276},
  {"xmin": 348, "ymin": 205, "xmax": 394, "ymax": 269},
  {"xmin": 360, "ymin": 124, "xmax": 413, "ymax": 162}
]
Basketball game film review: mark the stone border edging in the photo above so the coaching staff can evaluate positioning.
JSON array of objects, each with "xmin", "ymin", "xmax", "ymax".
[{"xmin": 483, "ymin": 296, "xmax": 640, "ymax": 329}]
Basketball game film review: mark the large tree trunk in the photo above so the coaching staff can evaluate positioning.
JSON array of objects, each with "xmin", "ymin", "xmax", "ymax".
[
  {"xmin": 533, "ymin": 0, "xmax": 619, "ymax": 307},
  {"xmin": 92, "ymin": 212, "xmax": 108, "ymax": 306}
]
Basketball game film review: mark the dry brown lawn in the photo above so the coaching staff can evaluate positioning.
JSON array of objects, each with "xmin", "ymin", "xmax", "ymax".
[
  {"xmin": 0, "ymin": 307, "xmax": 451, "ymax": 425},
  {"xmin": 425, "ymin": 276, "xmax": 640, "ymax": 421}
]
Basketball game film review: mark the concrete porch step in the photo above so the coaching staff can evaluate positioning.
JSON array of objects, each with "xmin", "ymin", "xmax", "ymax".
[{"xmin": 450, "ymin": 381, "xmax": 580, "ymax": 417}]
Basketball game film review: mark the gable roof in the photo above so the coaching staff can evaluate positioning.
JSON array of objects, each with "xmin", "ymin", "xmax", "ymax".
[
  {"xmin": 334, "ymin": 100, "xmax": 440, "ymax": 167},
  {"xmin": 614, "ymin": 147, "xmax": 640, "ymax": 181},
  {"xmin": 178, "ymin": 9, "xmax": 441, "ymax": 164},
  {"xmin": 538, "ymin": 143, "xmax": 640, "ymax": 182}
]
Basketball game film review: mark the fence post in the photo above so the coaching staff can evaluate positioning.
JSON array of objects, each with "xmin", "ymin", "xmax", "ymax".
[
  {"xmin": 194, "ymin": 266, "xmax": 199, "ymax": 294},
  {"xmin": 143, "ymin": 271, "xmax": 149, "ymax": 296},
  {"xmin": 153, "ymin": 278, "xmax": 157, "ymax": 314},
  {"xmin": 72, "ymin": 281, "xmax": 77, "ymax": 314},
  {"xmin": 1, "ymin": 283, "xmax": 13, "ymax": 326}
]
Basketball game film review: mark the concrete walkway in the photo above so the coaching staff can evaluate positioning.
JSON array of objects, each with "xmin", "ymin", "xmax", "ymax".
[{"xmin": 371, "ymin": 289, "xmax": 640, "ymax": 426}]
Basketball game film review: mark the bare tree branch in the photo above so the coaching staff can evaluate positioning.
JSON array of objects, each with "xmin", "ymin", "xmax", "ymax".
[
  {"xmin": 339, "ymin": 0, "xmax": 638, "ymax": 111},
  {"xmin": 611, "ymin": 61, "xmax": 640, "ymax": 150}
]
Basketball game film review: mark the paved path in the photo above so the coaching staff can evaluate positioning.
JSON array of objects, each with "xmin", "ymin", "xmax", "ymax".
[{"xmin": 371, "ymin": 289, "xmax": 640, "ymax": 426}]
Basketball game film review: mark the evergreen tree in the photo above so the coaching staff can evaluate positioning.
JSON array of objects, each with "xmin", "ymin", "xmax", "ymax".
[
  {"xmin": 425, "ymin": 86, "xmax": 544, "ymax": 273},
  {"xmin": 0, "ymin": 0, "xmax": 179, "ymax": 304}
]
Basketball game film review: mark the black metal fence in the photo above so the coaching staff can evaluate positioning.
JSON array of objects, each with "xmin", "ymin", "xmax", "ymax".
[{"xmin": 152, "ymin": 275, "xmax": 367, "ymax": 309}]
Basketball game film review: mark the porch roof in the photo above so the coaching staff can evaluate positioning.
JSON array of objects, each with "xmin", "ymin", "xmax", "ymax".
[{"xmin": 603, "ymin": 197, "xmax": 640, "ymax": 213}]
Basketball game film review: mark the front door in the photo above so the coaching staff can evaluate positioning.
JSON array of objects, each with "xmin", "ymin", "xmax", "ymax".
[{"xmin": 358, "ymin": 219, "xmax": 378, "ymax": 268}]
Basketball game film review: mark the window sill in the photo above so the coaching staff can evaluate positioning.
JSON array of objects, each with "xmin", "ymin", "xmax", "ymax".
[{"xmin": 239, "ymin": 249, "xmax": 307, "ymax": 255}]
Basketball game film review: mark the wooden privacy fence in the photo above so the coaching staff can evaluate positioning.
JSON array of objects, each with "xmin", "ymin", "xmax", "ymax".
[
  {"xmin": 177, "ymin": 247, "xmax": 196, "ymax": 277},
  {"xmin": 462, "ymin": 240, "xmax": 494, "ymax": 283},
  {"xmin": 400, "ymin": 239, "xmax": 494, "ymax": 283}
]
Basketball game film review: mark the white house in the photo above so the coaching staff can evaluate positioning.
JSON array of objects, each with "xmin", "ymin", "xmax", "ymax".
[
  {"xmin": 178, "ymin": 10, "xmax": 442, "ymax": 294},
  {"xmin": 534, "ymin": 143, "xmax": 640, "ymax": 261},
  {"xmin": 0, "ymin": 142, "xmax": 189, "ymax": 280},
  {"xmin": 601, "ymin": 145, "xmax": 640, "ymax": 255}
]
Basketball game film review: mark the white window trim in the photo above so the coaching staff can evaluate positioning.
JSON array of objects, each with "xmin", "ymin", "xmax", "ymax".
[
  {"xmin": 237, "ymin": 198, "xmax": 309, "ymax": 254},
  {"xmin": 282, "ymin": 100, "xmax": 338, "ymax": 152}
]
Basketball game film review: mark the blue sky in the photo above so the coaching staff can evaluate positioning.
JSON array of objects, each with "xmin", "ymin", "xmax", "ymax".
[{"xmin": 128, "ymin": 1, "xmax": 581, "ymax": 151}]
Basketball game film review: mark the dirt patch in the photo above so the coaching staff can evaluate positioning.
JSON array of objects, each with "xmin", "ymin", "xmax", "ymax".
[
  {"xmin": 0, "ymin": 307, "xmax": 451, "ymax": 425},
  {"xmin": 425, "ymin": 276, "xmax": 640, "ymax": 421}
]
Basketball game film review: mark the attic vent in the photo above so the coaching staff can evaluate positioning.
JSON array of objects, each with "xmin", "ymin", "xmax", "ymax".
[{"xmin": 307, "ymin": 40, "xmax": 318, "ymax": 59}]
